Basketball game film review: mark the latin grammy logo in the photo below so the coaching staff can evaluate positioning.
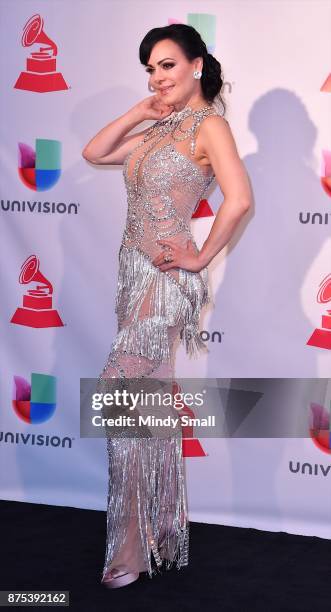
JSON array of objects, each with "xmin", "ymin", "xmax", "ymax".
[
  {"xmin": 14, "ymin": 14, "xmax": 68, "ymax": 93},
  {"xmin": 192, "ymin": 198, "xmax": 214, "ymax": 219},
  {"xmin": 321, "ymin": 150, "xmax": 331, "ymax": 197},
  {"xmin": 306, "ymin": 273, "xmax": 331, "ymax": 350},
  {"xmin": 309, "ymin": 403, "xmax": 331, "ymax": 455},
  {"xmin": 321, "ymin": 73, "xmax": 331, "ymax": 93},
  {"xmin": 171, "ymin": 381, "xmax": 207, "ymax": 457},
  {"xmin": 11, "ymin": 254, "xmax": 64, "ymax": 328}
]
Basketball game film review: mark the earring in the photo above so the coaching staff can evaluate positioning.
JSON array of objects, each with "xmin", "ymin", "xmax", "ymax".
[
  {"xmin": 148, "ymin": 83, "xmax": 155, "ymax": 92},
  {"xmin": 193, "ymin": 70, "xmax": 202, "ymax": 79}
]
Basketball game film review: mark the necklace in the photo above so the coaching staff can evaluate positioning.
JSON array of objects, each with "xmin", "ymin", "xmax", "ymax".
[
  {"xmin": 126, "ymin": 103, "xmax": 217, "ymax": 195},
  {"xmin": 143, "ymin": 103, "xmax": 216, "ymax": 155},
  {"xmin": 157, "ymin": 103, "xmax": 213, "ymax": 131},
  {"xmin": 166, "ymin": 102, "xmax": 213, "ymax": 120}
]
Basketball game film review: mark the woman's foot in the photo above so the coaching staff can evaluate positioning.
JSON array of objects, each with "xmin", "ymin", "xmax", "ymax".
[{"xmin": 101, "ymin": 568, "xmax": 140, "ymax": 589}]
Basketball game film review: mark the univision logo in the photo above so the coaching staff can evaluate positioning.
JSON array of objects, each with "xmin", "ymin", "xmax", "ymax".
[
  {"xmin": 179, "ymin": 328, "xmax": 223, "ymax": 344},
  {"xmin": 0, "ymin": 432, "xmax": 73, "ymax": 449},
  {"xmin": 4, "ymin": 372, "xmax": 74, "ymax": 449},
  {"xmin": 12, "ymin": 373, "xmax": 56, "ymax": 424},
  {"xmin": 167, "ymin": 13, "xmax": 233, "ymax": 96},
  {"xmin": 18, "ymin": 139, "xmax": 61, "ymax": 191}
]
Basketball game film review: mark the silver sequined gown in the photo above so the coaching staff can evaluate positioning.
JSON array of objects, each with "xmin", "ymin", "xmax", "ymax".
[{"xmin": 97, "ymin": 103, "xmax": 222, "ymax": 581}]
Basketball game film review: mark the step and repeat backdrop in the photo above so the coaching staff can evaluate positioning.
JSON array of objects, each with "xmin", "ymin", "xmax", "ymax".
[{"xmin": 1, "ymin": 1, "xmax": 330, "ymax": 539}]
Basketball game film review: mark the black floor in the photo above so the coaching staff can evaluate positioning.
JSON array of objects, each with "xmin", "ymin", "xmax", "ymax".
[{"xmin": 0, "ymin": 500, "xmax": 329, "ymax": 611}]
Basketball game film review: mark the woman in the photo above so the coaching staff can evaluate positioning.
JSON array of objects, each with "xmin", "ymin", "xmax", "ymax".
[{"xmin": 82, "ymin": 24, "xmax": 252, "ymax": 588}]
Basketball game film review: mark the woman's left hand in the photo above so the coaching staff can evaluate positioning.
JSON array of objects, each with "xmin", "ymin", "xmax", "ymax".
[{"xmin": 152, "ymin": 238, "xmax": 204, "ymax": 273}]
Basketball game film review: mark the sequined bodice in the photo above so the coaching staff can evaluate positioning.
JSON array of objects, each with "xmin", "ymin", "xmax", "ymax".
[{"xmin": 122, "ymin": 104, "xmax": 219, "ymax": 260}]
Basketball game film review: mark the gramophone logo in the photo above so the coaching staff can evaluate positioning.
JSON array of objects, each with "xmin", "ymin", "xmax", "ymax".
[
  {"xmin": 18, "ymin": 139, "xmax": 61, "ymax": 191},
  {"xmin": 11, "ymin": 255, "xmax": 64, "ymax": 328},
  {"xmin": 172, "ymin": 381, "xmax": 207, "ymax": 457},
  {"xmin": 12, "ymin": 373, "xmax": 57, "ymax": 424},
  {"xmin": 321, "ymin": 150, "xmax": 331, "ymax": 197},
  {"xmin": 14, "ymin": 14, "xmax": 68, "ymax": 93},
  {"xmin": 309, "ymin": 403, "xmax": 331, "ymax": 455},
  {"xmin": 306, "ymin": 273, "xmax": 331, "ymax": 350}
]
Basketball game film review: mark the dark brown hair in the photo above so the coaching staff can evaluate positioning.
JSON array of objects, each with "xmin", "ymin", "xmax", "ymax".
[{"xmin": 139, "ymin": 23, "xmax": 225, "ymax": 111}]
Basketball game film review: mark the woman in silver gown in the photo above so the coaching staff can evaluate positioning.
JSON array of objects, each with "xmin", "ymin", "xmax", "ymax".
[{"xmin": 82, "ymin": 24, "xmax": 252, "ymax": 588}]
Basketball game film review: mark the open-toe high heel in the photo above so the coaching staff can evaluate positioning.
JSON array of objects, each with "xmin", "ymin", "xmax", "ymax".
[{"xmin": 101, "ymin": 568, "xmax": 140, "ymax": 589}]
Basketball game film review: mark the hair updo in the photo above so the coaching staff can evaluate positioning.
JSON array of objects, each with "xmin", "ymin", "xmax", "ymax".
[{"xmin": 139, "ymin": 23, "xmax": 226, "ymax": 113}]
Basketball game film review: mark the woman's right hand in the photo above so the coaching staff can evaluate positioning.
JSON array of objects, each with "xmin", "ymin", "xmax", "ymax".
[
  {"xmin": 132, "ymin": 94, "xmax": 175, "ymax": 122},
  {"xmin": 82, "ymin": 94, "xmax": 175, "ymax": 165}
]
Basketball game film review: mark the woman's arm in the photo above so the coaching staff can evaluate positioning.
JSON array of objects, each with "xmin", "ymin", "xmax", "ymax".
[
  {"xmin": 82, "ymin": 97, "xmax": 174, "ymax": 165},
  {"xmin": 152, "ymin": 114, "xmax": 252, "ymax": 273},
  {"xmin": 197, "ymin": 114, "xmax": 252, "ymax": 267},
  {"xmin": 82, "ymin": 106, "xmax": 148, "ymax": 165}
]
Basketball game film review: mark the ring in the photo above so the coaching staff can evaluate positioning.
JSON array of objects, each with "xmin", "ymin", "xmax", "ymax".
[{"xmin": 163, "ymin": 254, "xmax": 173, "ymax": 263}]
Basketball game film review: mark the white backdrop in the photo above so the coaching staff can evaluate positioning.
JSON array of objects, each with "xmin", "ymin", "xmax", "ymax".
[{"xmin": 1, "ymin": 0, "xmax": 331, "ymax": 540}]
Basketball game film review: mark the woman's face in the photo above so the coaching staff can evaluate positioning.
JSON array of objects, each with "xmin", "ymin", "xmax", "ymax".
[{"xmin": 145, "ymin": 39, "xmax": 203, "ymax": 107}]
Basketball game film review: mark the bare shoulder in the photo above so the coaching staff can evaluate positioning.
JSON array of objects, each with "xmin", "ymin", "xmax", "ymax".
[
  {"xmin": 196, "ymin": 113, "xmax": 251, "ymax": 206},
  {"xmin": 198, "ymin": 113, "xmax": 238, "ymax": 159},
  {"xmin": 199, "ymin": 113, "xmax": 232, "ymax": 141}
]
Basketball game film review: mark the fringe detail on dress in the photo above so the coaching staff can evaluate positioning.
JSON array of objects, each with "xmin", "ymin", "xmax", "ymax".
[
  {"xmin": 110, "ymin": 316, "xmax": 171, "ymax": 363},
  {"xmin": 179, "ymin": 266, "xmax": 211, "ymax": 357},
  {"xmin": 181, "ymin": 321, "xmax": 210, "ymax": 358},
  {"xmin": 115, "ymin": 244, "xmax": 211, "ymax": 358},
  {"xmin": 116, "ymin": 244, "xmax": 158, "ymax": 321},
  {"xmin": 101, "ymin": 435, "xmax": 189, "ymax": 580}
]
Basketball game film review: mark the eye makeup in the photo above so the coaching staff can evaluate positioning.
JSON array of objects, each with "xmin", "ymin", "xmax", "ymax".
[{"xmin": 145, "ymin": 62, "xmax": 175, "ymax": 74}]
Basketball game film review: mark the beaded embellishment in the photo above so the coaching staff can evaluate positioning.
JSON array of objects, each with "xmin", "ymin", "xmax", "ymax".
[{"xmin": 97, "ymin": 103, "xmax": 225, "ymax": 583}]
